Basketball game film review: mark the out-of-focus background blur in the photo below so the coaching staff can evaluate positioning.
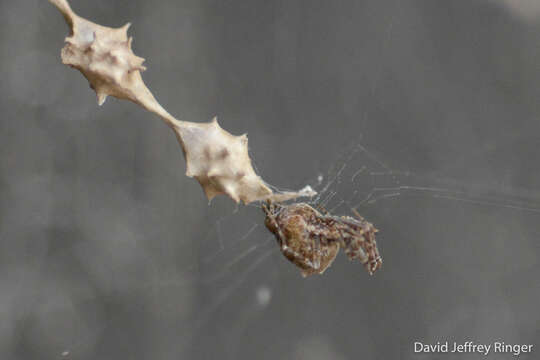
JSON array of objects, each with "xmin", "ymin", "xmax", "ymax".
[{"xmin": 1, "ymin": 0, "xmax": 539, "ymax": 359}]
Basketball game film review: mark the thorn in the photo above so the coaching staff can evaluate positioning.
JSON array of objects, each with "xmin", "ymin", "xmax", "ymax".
[
  {"xmin": 121, "ymin": 22, "xmax": 131, "ymax": 34},
  {"xmin": 224, "ymin": 184, "xmax": 240, "ymax": 203},
  {"xmin": 238, "ymin": 134, "xmax": 248, "ymax": 144},
  {"xmin": 97, "ymin": 92, "xmax": 107, "ymax": 106}
]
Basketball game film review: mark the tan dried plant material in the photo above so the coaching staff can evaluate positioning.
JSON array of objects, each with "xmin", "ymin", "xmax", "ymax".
[{"xmin": 48, "ymin": 0, "xmax": 315, "ymax": 204}]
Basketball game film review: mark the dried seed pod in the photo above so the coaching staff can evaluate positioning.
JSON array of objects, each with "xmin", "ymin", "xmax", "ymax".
[
  {"xmin": 263, "ymin": 202, "xmax": 382, "ymax": 277},
  {"xmin": 48, "ymin": 0, "xmax": 315, "ymax": 204},
  {"xmin": 175, "ymin": 117, "xmax": 273, "ymax": 203},
  {"xmin": 52, "ymin": 0, "xmax": 149, "ymax": 106}
]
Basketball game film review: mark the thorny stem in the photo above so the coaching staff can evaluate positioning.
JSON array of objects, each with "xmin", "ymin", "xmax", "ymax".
[
  {"xmin": 47, "ymin": 0, "xmax": 382, "ymax": 277},
  {"xmin": 50, "ymin": 0, "xmax": 182, "ymax": 129},
  {"xmin": 48, "ymin": 0, "xmax": 315, "ymax": 204}
]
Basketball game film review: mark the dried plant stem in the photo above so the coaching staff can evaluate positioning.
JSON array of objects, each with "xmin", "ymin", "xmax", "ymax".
[{"xmin": 48, "ymin": 0, "xmax": 315, "ymax": 204}]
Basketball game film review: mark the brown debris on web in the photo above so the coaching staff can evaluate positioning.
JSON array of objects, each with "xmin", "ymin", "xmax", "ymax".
[
  {"xmin": 48, "ymin": 0, "xmax": 314, "ymax": 205},
  {"xmin": 263, "ymin": 202, "xmax": 382, "ymax": 277}
]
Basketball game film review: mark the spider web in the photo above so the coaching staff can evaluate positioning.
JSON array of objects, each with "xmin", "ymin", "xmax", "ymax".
[
  {"xmin": 5, "ymin": 1, "xmax": 540, "ymax": 359},
  {"xmin": 306, "ymin": 141, "xmax": 540, "ymax": 216},
  {"xmin": 10, "ymin": 133, "xmax": 540, "ymax": 359},
  {"xmin": 175, "ymin": 135, "xmax": 540, "ymax": 350}
]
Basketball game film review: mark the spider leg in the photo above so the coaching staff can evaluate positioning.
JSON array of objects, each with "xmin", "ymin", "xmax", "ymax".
[
  {"xmin": 351, "ymin": 208, "xmax": 379, "ymax": 232},
  {"xmin": 351, "ymin": 208, "xmax": 365, "ymax": 221},
  {"xmin": 262, "ymin": 203, "xmax": 288, "ymax": 248},
  {"xmin": 262, "ymin": 200, "xmax": 273, "ymax": 216},
  {"xmin": 336, "ymin": 227, "xmax": 348, "ymax": 249},
  {"xmin": 315, "ymin": 203, "xmax": 330, "ymax": 215}
]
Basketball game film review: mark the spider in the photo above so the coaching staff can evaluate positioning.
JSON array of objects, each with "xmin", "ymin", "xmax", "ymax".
[{"xmin": 262, "ymin": 201, "xmax": 382, "ymax": 277}]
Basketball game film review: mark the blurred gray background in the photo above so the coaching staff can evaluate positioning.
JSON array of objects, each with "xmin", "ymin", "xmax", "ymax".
[{"xmin": 1, "ymin": 0, "xmax": 539, "ymax": 359}]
